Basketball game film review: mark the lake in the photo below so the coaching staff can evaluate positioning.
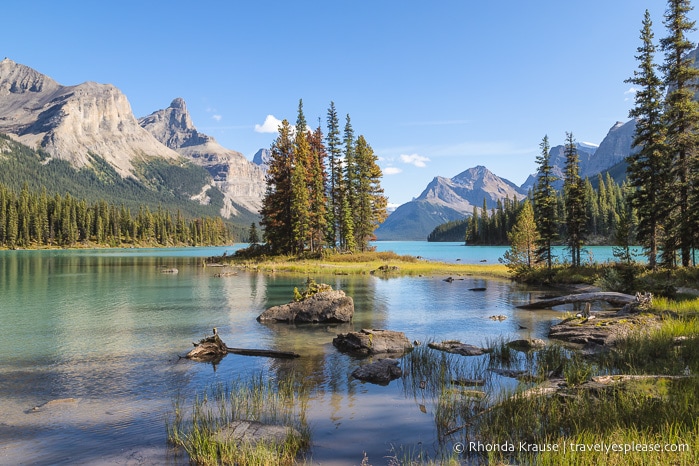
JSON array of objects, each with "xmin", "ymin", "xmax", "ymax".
[{"xmin": 0, "ymin": 243, "xmax": 610, "ymax": 465}]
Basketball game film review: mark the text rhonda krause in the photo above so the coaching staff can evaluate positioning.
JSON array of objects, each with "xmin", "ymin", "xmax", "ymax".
[{"xmin": 463, "ymin": 441, "xmax": 690, "ymax": 454}]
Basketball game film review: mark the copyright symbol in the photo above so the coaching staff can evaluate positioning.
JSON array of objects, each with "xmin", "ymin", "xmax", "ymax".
[{"xmin": 453, "ymin": 442, "xmax": 464, "ymax": 453}]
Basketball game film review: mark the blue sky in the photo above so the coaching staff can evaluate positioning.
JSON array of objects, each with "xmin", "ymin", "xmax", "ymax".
[{"xmin": 1, "ymin": 0, "xmax": 689, "ymax": 206}]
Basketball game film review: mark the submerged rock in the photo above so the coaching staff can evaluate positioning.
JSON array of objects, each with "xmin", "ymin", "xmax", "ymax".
[
  {"xmin": 351, "ymin": 358, "xmax": 402, "ymax": 385},
  {"xmin": 428, "ymin": 340, "xmax": 488, "ymax": 356},
  {"xmin": 333, "ymin": 329, "xmax": 413, "ymax": 356},
  {"xmin": 506, "ymin": 338, "xmax": 546, "ymax": 351},
  {"xmin": 257, "ymin": 290, "xmax": 354, "ymax": 323},
  {"xmin": 212, "ymin": 420, "xmax": 300, "ymax": 446}
]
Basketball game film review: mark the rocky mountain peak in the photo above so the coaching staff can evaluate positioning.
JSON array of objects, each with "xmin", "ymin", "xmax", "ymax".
[
  {"xmin": 140, "ymin": 99, "xmax": 266, "ymax": 217},
  {"xmin": 0, "ymin": 59, "xmax": 179, "ymax": 177}
]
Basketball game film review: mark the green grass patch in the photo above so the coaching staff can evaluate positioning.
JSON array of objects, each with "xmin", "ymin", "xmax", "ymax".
[{"xmin": 167, "ymin": 374, "xmax": 310, "ymax": 466}]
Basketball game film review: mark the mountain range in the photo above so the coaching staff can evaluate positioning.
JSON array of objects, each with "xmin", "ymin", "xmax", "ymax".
[
  {"xmin": 0, "ymin": 58, "xmax": 265, "ymax": 232},
  {"xmin": 0, "ymin": 58, "xmax": 640, "ymax": 243},
  {"xmin": 375, "ymin": 119, "xmax": 637, "ymax": 241}
]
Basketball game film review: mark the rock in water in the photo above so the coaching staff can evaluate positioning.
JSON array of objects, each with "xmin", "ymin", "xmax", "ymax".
[
  {"xmin": 257, "ymin": 290, "xmax": 354, "ymax": 323},
  {"xmin": 333, "ymin": 329, "xmax": 413, "ymax": 356},
  {"xmin": 186, "ymin": 334, "xmax": 228, "ymax": 362},
  {"xmin": 351, "ymin": 358, "xmax": 402, "ymax": 385},
  {"xmin": 212, "ymin": 420, "xmax": 300, "ymax": 446},
  {"xmin": 428, "ymin": 340, "xmax": 488, "ymax": 356}
]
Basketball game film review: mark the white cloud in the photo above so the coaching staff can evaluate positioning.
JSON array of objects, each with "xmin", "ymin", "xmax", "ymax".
[
  {"xmin": 383, "ymin": 166, "xmax": 403, "ymax": 175},
  {"xmin": 624, "ymin": 87, "xmax": 638, "ymax": 95},
  {"xmin": 254, "ymin": 115, "xmax": 283, "ymax": 133},
  {"xmin": 400, "ymin": 153, "xmax": 430, "ymax": 168},
  {"xmin": 212, "ymin": 114, "xmax": 222, "ymax": 122}
]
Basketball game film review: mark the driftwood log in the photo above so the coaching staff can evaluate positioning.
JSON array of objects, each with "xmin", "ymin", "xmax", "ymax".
[
  {"xmin": 517, "ymin": 292, "xmax": 636, "ymax": 310},
  {"xmin": 185, "ymin": 331, "xmax": 300, "ymax": 362}
]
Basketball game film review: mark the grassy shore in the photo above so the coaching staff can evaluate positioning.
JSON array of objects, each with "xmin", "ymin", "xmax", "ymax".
[{"xmin": 214, "ymin": 250, "xmax": 511, "ymax": 278}]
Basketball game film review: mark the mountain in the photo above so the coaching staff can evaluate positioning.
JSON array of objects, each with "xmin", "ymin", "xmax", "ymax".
[
  {"xmin": 252, "ymin": 148, "xmax": 271, "ymax": 169},
  {"xmin": 0, "ymin": 58, "xmax": 179, "ymax": 177},
  {"xmin": 139, "ymin": 98, "xmax": 265, "ymax": 218},
  {"xmin": 520, "ymin": 120, "xmax": 636, "ymax": 191},
  {"xmin": 375, "ymin": 166, "xmax": 527, "ymax": 240},
  {"xmin": 0, "ymin": 58, "xmax": 262, "ymax": 234}
]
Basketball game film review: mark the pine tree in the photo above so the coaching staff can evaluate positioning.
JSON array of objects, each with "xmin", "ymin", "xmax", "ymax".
[
  {"xmin": 533, "ymin": 135, "xmax": 558, "ymax": 268},
  {"xmin": 290, "ymin": 100, "xmax": 311, "ymax": 254},
  {"xmin": 660, "ymin": 0, "xmax": 699, "ymax": 267},
  {"xmin": 325, "ymin": 102, "xmax": 343, "ymax": 247},
  {"xmin": 308, "ymin": 125, "xmax": 328, "ymax": 252},
  {"xmin": 626, "ymin": 10, "xmax": 667, "ymax": 269},
  {"xmin": 260, "ymin": 119, "xmax": 295, "ymax": 254},
  {"xmin": 563, "ymin": 132, "xmax": 587, "ymax": 267},
  {"xmin": 248, "ymin": 222, "xmax": 259, "ymax": 244},
  {"xmin": 501, "ymin": 199, "xmax": 539, "ymax": 272},
  {"xmin": 339, "ymin": 115, "xmax": 356, "ymax": 251},
  {"xmin": 352, "ymin": 135, "xmax": 388, "ymax": 250}
]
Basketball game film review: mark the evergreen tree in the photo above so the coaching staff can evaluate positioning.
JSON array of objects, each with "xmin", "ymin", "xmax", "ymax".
[
  {"xmin": 501, "ymin": 199, "xmax": 539, "ymax": 272},
  {"xmin": 533, "ymin": 135, "xmax": 558, "ymax": 268},
  {"xmin": 660, "ymin": 0, "xmax": 699, "ymax": 267},
  {"xmin": 352, "ymin": 135, "xmax": 388, "ymax": 250},
  {"xmin": 248, "ymin": 222, "xmax": 259, "ymax": 245},
  {"xmin": 339, "ymin": 115, "xmax": 356, "ymax": 251},
  {"xmin": 260, "ymin": 119, "xmax": 295, "ymax": 254},
  {"xmin": 626, "ymin": 10, "xmax": 667, "ymax": 269},
  {"xmin": 308, "ymin": 125, "xmax": 328, "ymax": 252},
  {"xmin": 290, "ymin": 100, "xmax": 311, "ymax": 253},
  {"xmin": 563, "ymin": 132, "xmax": 587, "ymax": 267},
  {"xmin": 325, "ymin": 102, "xmax": 342, "ymax": 247}
]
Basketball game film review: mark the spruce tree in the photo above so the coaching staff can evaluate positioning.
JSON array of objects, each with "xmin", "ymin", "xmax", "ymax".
[
  {"xmin": 248, "ymin": 222, "xmax": 259, "ymax": 244},
  {"xmin": 290, "ymin": 100, "xmax": 311, "ymax": 253},
  {"xmin": 308, "ymin": 125, "xmax": 328, "ymax": 252},
  {"xmin": 325, "ymin": 102, "xmax": 342, "ymax": 247},
  {"xmin": 533, "ymin": 135, "xmax": 558, "ymax": 268},
  {"xmin": 501, "ymin": 199, "xmax": 539, "ymax": 272},
  {"xmin": 260, "ymin": 119, "xmax": 295, "ymax": 254},
  {"xmin": 626, "ymin": 10, "xmax": 667, "ymax": 269},
  {"xmin": 660, "ymin": 0, "xmax": 699, "ymax": 267},
  {"xmin": 353, "ymin": 135, "xmax": 388, "ymax": 250},
  {"xmin": 563, "ymin": 132, "xmax": 587, "ymax": 267},
  {"xmin": 339, "ymin": 115, "xmax": 356, "ymax": 251}
]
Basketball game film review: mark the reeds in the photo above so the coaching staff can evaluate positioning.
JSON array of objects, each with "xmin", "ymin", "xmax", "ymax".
[{"xmin": 167, "ymin": 374, "xmax": 311, "ymax": 465}]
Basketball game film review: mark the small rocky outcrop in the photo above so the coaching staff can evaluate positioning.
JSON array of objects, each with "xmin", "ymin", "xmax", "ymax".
[
  {"xmin": 428, "ymin": 340, "xmax": 489, "ymax": 356},
  {"xmin": 333, "ymin": 329, "xmax": 413, "ymax": 356},
  {"xmin": 186, "ymin": 332, "xmax": 228, "ymax": 362},
  {"xmin": 351, "ymin": 358, "xmax": 403, "ymax": 385},
  {"xmin": 549, "ymin": 310, "xmax": 661, "ymax": 349},
  {"xmin": 257, "ymin": 290, "xmax": 354, "ymax": 323},
  {"xmin": 212, "ymin": 420, "xmax": 300, "ymax": 446}
]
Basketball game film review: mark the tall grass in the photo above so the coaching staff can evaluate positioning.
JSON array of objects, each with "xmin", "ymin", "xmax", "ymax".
[{"xmin": 167, "ymin": 374, "xmax": 310, "ymax": 465}]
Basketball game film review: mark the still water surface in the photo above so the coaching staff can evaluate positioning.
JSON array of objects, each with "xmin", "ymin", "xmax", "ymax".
[{"xmin": 0, "ymin": 243, "xmax": 588, "ymax": 464}]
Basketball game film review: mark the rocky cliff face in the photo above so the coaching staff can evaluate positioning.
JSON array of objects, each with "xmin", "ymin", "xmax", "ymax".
[
  {"xmin": 0, "ymin": 58, "xmax": 179, "ymax": 177},
  {"xmin": 139, "ymin": 98, "xmax": 265, "ymax": 217}
]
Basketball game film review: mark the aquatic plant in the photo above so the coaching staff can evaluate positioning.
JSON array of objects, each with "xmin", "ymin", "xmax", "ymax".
[{"xmin": 167, "ymin": 374, "xmax": 311, "ymax": 466}]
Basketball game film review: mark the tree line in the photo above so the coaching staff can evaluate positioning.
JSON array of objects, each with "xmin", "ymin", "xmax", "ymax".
[
  {"xmin": 0, "ymin": 182, "xmax": 232, "ymax": 248},
  {"xmin": 259, "ymin": 100, "xmax": 387, "ymax": 255},
  {"xmin": 500, "ymin": 0, "xmax": 699, "ymax": 271}
]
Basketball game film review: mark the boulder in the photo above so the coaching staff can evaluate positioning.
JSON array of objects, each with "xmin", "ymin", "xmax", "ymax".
[
  {"xmin": 333, "ymin": 329, "xmax": 413, "ymax": 356},
  {"xmin": 428, "ymin": 340, "xmax": 488, "ymax": 356},
  {"xmin": 212, "ymin": 420, "xmax": 300, "ymax": 446},
  {"xmin": 351, "ymin": 358, "xmax": 402, "ymax": 385},
  {"xmin": 257, "ymin": 290, "xmax": 354, "ymax": 323}
]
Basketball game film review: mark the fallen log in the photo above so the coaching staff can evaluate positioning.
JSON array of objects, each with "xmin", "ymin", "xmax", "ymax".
[
  {"xmin": 185, "ymin": 330, "xmax": 301, "ymax": 361},
  {"xmin": 517, "ymin": 292, "xmax": 636, "ymax": 310},
  {"xmin": 226, "ymin": 347, "xmax": 300, "ymax": 359}
]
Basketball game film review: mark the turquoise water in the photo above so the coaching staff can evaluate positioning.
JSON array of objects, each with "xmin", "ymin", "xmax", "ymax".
[{"xmin": 0, "ymin": 244, "xmax": 598, "ymax": 464}]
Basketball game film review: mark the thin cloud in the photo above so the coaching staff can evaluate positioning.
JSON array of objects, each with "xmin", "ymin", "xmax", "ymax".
[
  {"xmin": 212, "ymin": 114, "xmax": 222, "ymax": 122},
  {"xmin": 383, "ymin": 166, "xmax": 403, "ymax": 175},
  {"xmin": 400, "ymin": 154, "xmax": 430, "ymax": 168},
  {"xmin": 254, "ymin": 115, "xmax": 283, "ymax": 133}
]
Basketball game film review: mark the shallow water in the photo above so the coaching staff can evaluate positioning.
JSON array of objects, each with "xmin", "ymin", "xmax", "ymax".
[{"xmin": 0, "ymin": 245, "xmax": 578, "ymax": 465}]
